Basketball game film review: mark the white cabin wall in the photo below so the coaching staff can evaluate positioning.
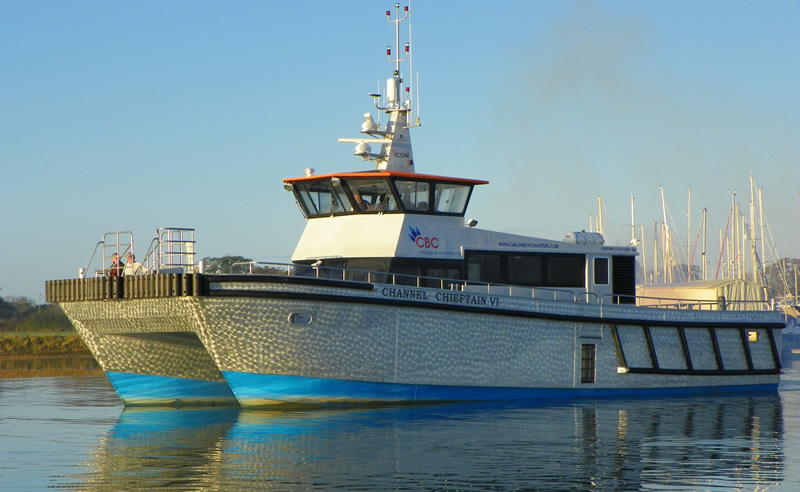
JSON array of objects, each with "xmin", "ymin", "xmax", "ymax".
[{"xmin": 291, "ymin": 215, "xmax": 407, "ymax": 261}]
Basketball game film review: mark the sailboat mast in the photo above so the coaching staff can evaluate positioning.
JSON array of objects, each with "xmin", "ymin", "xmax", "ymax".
[
  {"xmin": 659, "ymin": 186, "xmax": 670, "ymax": 283},
  {"xmin": 640, "ymin": 223, "xmax": 647, "ymax": 285},
  {"xmin": 597, "ymin": 196, "xmax": 604, "ymax": 236},
  {"xmin": 630, "ymin": 194, "xmax": 636, "ymax": 246},
  {"xmin": 730, "ymin": 191, "xmax": 737, "ymax": 279},
  {"xmin": 687, "ymin": 188, "xmax": 691, "ymax": 280},
  {"xmin": 750, "ymin": 174, "xmax": 758, "ymax": 282},
  {"xmin": 758, "ymin": 186, "xmax": 765, "ymax": 282},
  {"xmin": 654, "ymin": 222, "xmax": 660, "ymax": 284},
  {"xmin": 701, "ymin": 207, "xmax": 707, "ymax": 280}
]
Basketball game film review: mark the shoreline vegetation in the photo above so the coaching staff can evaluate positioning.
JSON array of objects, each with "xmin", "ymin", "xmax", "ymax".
[
  {"xmin": 1, "ymin": 293, "xmax": 101, "ymax": 376},
  {"xmin": 0, "ymin": 334, "xmax": 100, "ymax": 378},
  {"xmin": 1, "ymin": 333, "xmax": 90, "ymax": 356}
]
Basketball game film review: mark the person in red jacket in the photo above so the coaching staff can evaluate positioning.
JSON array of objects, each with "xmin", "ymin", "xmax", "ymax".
[{"xmin": 108, "ymin": 253, "xmax": 124, "ymax": 277}]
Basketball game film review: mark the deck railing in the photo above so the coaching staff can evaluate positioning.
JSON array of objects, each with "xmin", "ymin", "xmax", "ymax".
[
  {"xmin": 229, "ymin": 261, "xmax": 776, "ymax": 312},
  {"xmin": 47, "ymin": 260, "xmax": 775, "ymax": 312}
]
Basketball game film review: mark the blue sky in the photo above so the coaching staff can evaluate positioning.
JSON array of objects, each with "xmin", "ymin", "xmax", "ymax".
[{"xmin": 1, "ymin": 0, "xmax": 798, "ymax": 301}]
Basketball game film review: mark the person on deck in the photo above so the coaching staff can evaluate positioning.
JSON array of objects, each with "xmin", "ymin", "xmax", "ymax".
[
  {"xmin": 109, "ymin": 253, "xmax": 124, "ymax": 277},
  {"xmin": 123, "ymin": 253, "xmax": 145, "ymax": 275}
]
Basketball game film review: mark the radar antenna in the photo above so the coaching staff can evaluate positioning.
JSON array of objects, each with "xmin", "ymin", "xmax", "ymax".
[{"xmin": 338, "ymin": 3, "xmax": 418, "ymax": 172}]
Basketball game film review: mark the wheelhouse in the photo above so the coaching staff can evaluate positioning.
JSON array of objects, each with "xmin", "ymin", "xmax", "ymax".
[
  {"xmin": 284, "ymin": 170, "xmax": 488, "ymax": 218},
  {"xmin": 284, "ymin": 170, "xmax": 637, "ymax": 305}
]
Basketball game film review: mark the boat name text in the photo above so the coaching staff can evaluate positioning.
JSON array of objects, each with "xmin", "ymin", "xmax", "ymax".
[{"xmin": 380, "ymin": 287, "xmax": 500, "ymax": 307}]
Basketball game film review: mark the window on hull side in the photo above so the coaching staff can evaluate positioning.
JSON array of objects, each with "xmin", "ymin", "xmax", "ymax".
[{"xmin": 465, "ymin": 252, "xmax": 585, "ymax": 288}]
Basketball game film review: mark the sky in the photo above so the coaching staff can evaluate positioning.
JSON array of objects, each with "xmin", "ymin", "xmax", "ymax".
[{"xmin": 1, "ymin": 0, "xmax": 798, "ymax": 302}]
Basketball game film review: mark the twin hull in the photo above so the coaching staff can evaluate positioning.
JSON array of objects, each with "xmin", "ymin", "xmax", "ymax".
[{"xmin": 52, "ymin": 274, "xmax": 784, "ymax": 407}]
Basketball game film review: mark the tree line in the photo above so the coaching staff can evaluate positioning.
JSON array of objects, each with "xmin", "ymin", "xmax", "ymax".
[{"xmin": 0, "ymin": 293, "xmax": 72, "ymax": 333}]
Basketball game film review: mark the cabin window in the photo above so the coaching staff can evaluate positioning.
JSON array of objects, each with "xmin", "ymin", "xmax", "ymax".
[
  {"xmin": 465, "ymin": 251, "xmax": 585, "ymax": 288},
  {"xmin": 294, "ymin": 180, "xmax": 349, "ymax": 217},
  {"xmin": 395, "ymin": 180, "xmax": 430, "ymax": 212},
  {"xmin": 347, "ymin": 179, "xmax": 399, "ymax": 212},
  {"xmin": 303, "ymin": 257, "xmax": 463, "ymax": 286},
  {"xmin": 508, "ymin": 255, "xmax": 544, "ymax": 286},
  {"xmin": 594, "ymin": 258, "xmax": 609, "ymax": 285},
  {"xmin": 547, "ymin": 255, "xmax": 585, "ymax": 287},
  {"xmin": 466, "ymin": 253, "xmax": 503, "ymax": 284},
  {"xmin": 391, "ymin": 258, "xmax": 463, "ymax": 286},
  {"xmin": 434, "ymin": 183, "xmax": 471, "ymax": 214}
]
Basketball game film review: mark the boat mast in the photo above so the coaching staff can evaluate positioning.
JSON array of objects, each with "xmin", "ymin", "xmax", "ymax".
[
  {"xmin": 759, "ymin": 186, "xmax": 765, "ymax": 280},
  {"xmin": 687, "ymin": 188, "xmax": 691, "ymax": 280},
  {"xmin": 701, "ymin": 207, "xmax": 707, "ymax": 280},
  {"xmin": 750, "ymin": 174, "xmax": 758, "ymax": 282},
  {"xmin": 597, "ymin": 196, "xmax": 604, "ymax": 236},
  {"xmin": 339, "ymin": 3, "xmax": 416, "ymax": 172},
  {"xmin": 659, "ymin": 186, "xmax": 671, "ymax": 283},
  {"xmin": 654, "ymin": 221, "xmax": 660, "ymax": 283},
  {"xmin": 630, "ymin": 193, "xmax": 636, "ymax": 246},
  {"xmin": 730, "ymin": 190, "xmax": 737, "ymax": 279},
  {"xmin": 640, "ymin": 223, "xmax": 647, "ymax": 285}
]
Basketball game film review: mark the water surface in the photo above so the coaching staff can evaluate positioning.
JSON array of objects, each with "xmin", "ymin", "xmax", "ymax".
[{"xmin": 1, "ymin": 359, "xmax": 799, "ymax": 490}]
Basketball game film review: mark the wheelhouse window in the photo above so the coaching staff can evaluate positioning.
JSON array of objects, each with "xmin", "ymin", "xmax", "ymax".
[
  {"xmin": 294, "ymin": 180, "xmax": 351, "ymax": 218},
  {"xmin": 287, "ymin": 174, "xmax": 479, "ymax": 218},
  {"xmin": 347, "ymin": 179, "xmax": 399, "ymax": 213},
  {"xmin": 395, "ymin": 180, "xmax": 430, "ymax": 212},
  {"xmin": 434, "ymin": 183, "xmax": 471, "ymax": 214}
]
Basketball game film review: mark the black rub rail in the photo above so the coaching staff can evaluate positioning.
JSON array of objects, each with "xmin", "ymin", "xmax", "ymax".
[{"xmin": 45, "ymin": 273, "xmax": 374, "ymax": 302}]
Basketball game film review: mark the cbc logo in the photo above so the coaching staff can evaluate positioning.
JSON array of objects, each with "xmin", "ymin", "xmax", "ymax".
[{"xmin": 408, "ymin": 226, "xmax": 439, "ymax": 249}]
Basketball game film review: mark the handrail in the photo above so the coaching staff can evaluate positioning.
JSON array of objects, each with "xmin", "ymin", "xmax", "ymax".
[
  {"xmin": 240, "ymin": 261, "xmax": 776, "ymax": 312},
  {"xmin": 604, "ymin": 293, "xmax": 773, "ymax": 312},
  {"xmin": 139, "ymin": 237, "xmax": 160, "ymax": 273},
  {"xmin": 77, "ymin": 249, "xmax": 777, "ymax": 312},
  {"xmin": 82, "ymin": 241, "xmax": 104, "ymax": 279}
]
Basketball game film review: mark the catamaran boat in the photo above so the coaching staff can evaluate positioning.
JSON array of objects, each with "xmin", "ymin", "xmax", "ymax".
[{"xmin": 46, "ymin": 4, "xmax": 785, "ymax": 407}]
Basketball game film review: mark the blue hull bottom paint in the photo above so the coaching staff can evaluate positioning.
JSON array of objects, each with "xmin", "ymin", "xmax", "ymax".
[
  {"xmin": 222, "ymin": 372, "xmax": 779, "ymax": 407},
  {"xmin": 106, "ymin": 372, "xmax": 238, "ymax": 406}
]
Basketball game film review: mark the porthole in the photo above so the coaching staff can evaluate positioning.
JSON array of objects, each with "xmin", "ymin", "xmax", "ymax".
[{"xmin": 288, "ymin": 313, "xmax": 313, "ymax": 325}]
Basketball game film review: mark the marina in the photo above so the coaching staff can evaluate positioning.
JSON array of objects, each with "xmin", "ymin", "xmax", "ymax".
[{"xmin": 44, "ymin": 4, "xmax": 788, "ymax": 408}]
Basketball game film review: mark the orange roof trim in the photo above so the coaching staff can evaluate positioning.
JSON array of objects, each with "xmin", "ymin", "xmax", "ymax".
[{"xmin": 283, "ymin": 170, "xmax": 489, "ymax": 185}]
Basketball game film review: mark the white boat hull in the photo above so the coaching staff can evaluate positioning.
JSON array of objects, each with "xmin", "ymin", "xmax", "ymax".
[
  {"xmin": 198, "ymin": 276, "xmax": 782, "ymax": 407},
  {"xmin": 49, "ymin": 274, "xmax": 783, "ymax": 407}
]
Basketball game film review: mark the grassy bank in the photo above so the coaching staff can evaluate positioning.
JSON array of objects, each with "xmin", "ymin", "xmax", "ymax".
[
  {"xmin": 0, "ymin": 333, "xmax": 90, "ymax": 356},
  {"xmin": 0, "ymin": 334, "xmax": 101, "ymax": 378}
]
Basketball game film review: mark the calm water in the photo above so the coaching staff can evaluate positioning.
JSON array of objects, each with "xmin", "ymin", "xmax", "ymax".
[{"xmin": 2, "ymin": 360, "xmax": 800, "ymax": 491}]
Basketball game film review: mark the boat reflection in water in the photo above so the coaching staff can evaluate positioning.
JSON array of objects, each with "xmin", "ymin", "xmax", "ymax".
[
  {"xmin": 82, "ymin": 394, "xmax": 784, "ymax": 490},
  {"xmin": 83, "ymin": 407, "xmax": 240, "ymax": 490}
]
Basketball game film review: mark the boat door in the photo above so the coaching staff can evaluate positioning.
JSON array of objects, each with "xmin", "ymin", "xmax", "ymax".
[{"xmin": 588, "ymin": 256, "xmax": 613, "ymax": 304}]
